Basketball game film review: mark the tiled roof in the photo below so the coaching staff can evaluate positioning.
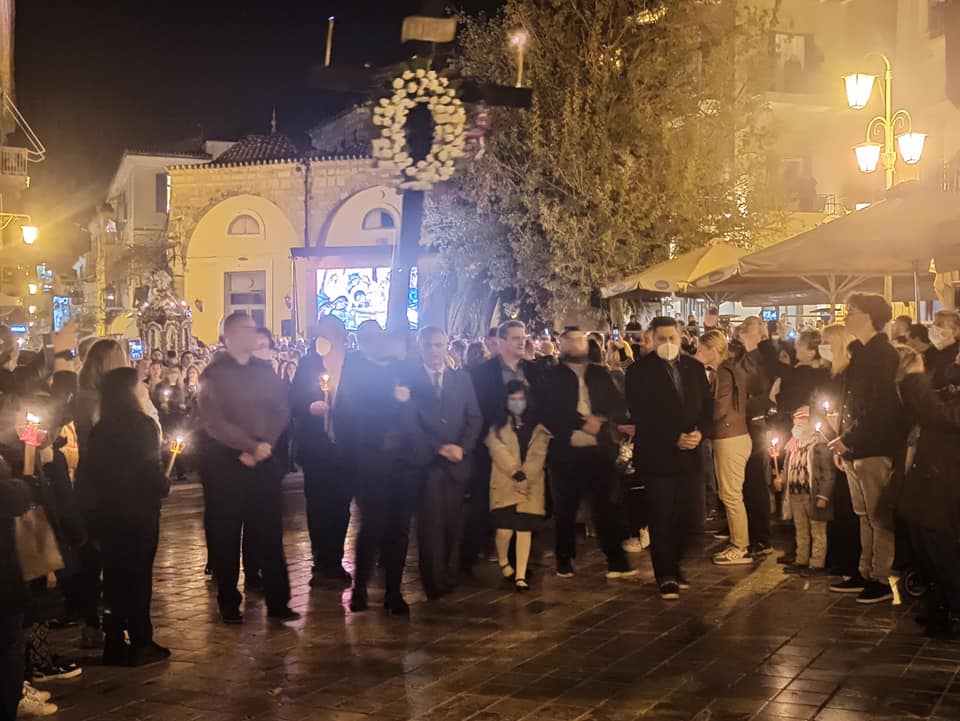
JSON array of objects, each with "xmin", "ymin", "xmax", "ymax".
[{"xmin": 209, "ymin": 133, "xmax": 299, "ymax": 166}]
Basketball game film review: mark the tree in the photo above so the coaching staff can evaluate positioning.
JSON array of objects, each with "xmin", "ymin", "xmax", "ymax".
[{"xmin": 434, "ymin": 0, "xmax": 781, "ymax": 323}]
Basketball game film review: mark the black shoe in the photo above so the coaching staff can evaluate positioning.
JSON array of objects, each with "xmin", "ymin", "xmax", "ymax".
[
  {"xmin": 220, "ymin": 608, "xmax": 244, "ymax": 625},
  {"xmin": 783, "ymin": 563, "xmax": 808, "ymax": 575},
  {"xmin": 243, "ymin": 572, "xmax": 263, "ymax": 591},
  {"xmin": 856, "ymin": 580, "xmax": 894, "ymax": 604},
  {"xmin": 829, "ymin": 575, "xmax": 867, "ymax": 594},
  {"xmin": 310, "ymin": 566, "xmax": 352, "ymax": 588},
  {"xmin": 515, "ymin": 578, "xmax": 530, "ymax": 593},
  {"xmin": 659, "ymin": 581, "xmax": 680, "ymax": 600},
  {"xmin": 32, "ymin": 658, "xmax": 82, "ymax": 681},
  {"xmin": 606, "ymin": 559, "xmax": 639, "ymax": 579},
  {"xmin": 556, "ymin": 560, "xmax": 576, "ymax": 578},
  {"xmin": 676, "ymin": 573, "xmax": 691, "ymax": 590},
  {"xmin": 130, "ymin": 642, "xmax": 171, "ymax": 667},
  {"xmin": 384, "ymin": 596, "xmax": 410, "ymax": 617},
  {"xmin": 102, "ymin": 639, "xmax": 131, "ymax": 667},
  {"xmin": 776, "ymin": 554, "xmax": 795, "ymax": 565},
  {"xmin": 267, "ymin": 606, "xmax": 301, "ymax": 622},
  {"xmin": 748, "ymin": 541, "xmax": 774, "ymax": 556},
  {"xmin": 349, "ymin": 588, "xmax": 368, "ymax": 613}
]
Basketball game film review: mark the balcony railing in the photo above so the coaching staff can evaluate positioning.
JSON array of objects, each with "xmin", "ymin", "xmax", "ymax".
[{"xmin": 0, "ymin": 147, "xmax": 28, "ymax": 177}]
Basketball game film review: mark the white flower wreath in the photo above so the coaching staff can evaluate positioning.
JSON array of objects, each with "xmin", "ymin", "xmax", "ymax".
[{"xmin": 370, "ymin": 68, "xmax": 468, "ymax": 191}]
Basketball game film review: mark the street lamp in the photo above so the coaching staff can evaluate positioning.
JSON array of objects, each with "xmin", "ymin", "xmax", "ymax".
[
  {"xmin": 20, "ymin": 225, "xmax": 37, "ymax": 245},
  {"xmin": 842, "ymin": 55, "xmax": 924, "ymax": 189},
  {"xmin": 27, "ymin": 282, "xmax": 37, "ymax": 296}
]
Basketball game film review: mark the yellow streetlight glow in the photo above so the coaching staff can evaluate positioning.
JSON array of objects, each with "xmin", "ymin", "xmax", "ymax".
[
  {"xmin": 897, "ymin": 132, "xmax": 927, "ymax": 165},
  {"xmin": 20, "ymin": 225, "xmax": 38, "ymax": 245},
  {"xmin": 854, "ymin": 142, "xmax": 882, "ymax": 174},
  {"xmin": 843, "ymin": 73, "xmax": 875, "ymax": 110},
  {"xmin": 27, "ymin": 282, "xmax": 37, "ymax": 295}
]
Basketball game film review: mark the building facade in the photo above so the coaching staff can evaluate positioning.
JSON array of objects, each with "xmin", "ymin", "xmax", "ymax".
[{"xmin": 168, "ymin": 128, "xmax": 411, "ymax": 344}]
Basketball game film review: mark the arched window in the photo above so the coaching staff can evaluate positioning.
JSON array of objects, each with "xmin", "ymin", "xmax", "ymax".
[
  {"xmin": 228, "ymin": 214, "xmax": 261, "ymax": 235},
  {"xmin": 361, "ymin": 209, "xmax": 395, "ymax": 230}
]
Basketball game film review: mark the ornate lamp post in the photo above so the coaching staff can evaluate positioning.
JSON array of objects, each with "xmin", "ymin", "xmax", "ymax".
[{"xmin": 843, "ymin": 55, "xmax": 925, "ymax": 190}]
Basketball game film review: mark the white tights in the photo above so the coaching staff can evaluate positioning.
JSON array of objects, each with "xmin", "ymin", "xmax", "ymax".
[{"xmin": 495, "ymin": 528, "xmax": 532, "ymax": 581}]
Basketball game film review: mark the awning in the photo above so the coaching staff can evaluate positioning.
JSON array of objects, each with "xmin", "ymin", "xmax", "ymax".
[{"xmin": 600, "ymin": 241, "xmax": 748, "ymax": 299}]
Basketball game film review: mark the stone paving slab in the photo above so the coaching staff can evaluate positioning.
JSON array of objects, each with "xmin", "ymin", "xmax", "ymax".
[{"xmin": 38, "ymin": 477, "xmax": 960, "ymax": 721}]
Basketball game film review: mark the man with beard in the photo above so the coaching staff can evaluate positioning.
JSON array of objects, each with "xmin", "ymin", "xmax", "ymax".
[
  {"xmin": 541, "ymin": 328, "xmax": 635, "ymax": 579},
  {"xmin": 198, "ymin": 312, "xmax": 295, "ymax": 624}
]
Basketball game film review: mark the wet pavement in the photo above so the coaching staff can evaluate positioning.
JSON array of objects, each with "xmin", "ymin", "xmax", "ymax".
[{"xmin": 42, "ymin": 476, "xmax": 960, "ymax": 721}]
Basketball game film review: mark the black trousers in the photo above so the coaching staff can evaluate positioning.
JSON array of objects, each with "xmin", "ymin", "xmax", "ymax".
[
  {"xmin": 550, "ymin": 448, "xmax": 627, "ymax": 569},
  {"xmin": 646, "ymin": 474, "xmax": 695, "ymax": 583},
  {"xmin": 417, "ymin": 463, "xmax": 468, "ymax": 596},
  {"xmin": 302, "ymin": 447, "xmax": 353, "ymax": 573},
  {"xmin": 0, "ymin": 613, "xmax": 22, "ymax": 721},
  {"xmin": 202, "ymin": 448, "xmax": 290, "ymax": 613},
  {"xmin": 354, "ymin": 469, "xmax": 419, "ymax": 599},
  {"xmin": 910, "ymin": 523, "xmax": 960, "ymax": 618},
  {"xmin": 461, "ymin": 450, "xmax": 492, "ymax": 568},
  {"xmin": 826, "ymin": 468, "xmax": 861, "ymax": 576},
  {"xmin": 744, "ymin": 449, "xmax": 771, "ymax": 546},
  {"xmin": 100, "ymin": 514, "xmax": 159, "ymax": 647}
]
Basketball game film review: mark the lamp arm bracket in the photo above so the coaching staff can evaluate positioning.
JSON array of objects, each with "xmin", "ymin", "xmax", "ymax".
[
  {"xmin": 866, "ymin": 115, "xmax": 888, "ymax": 141},
  {"xmin": 891, "ymin": 109, "xmax": 912, "ymax": 134}
]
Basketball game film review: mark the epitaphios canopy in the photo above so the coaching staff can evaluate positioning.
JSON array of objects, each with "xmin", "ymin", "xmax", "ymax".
[{"xmin": 600, "ymin": 241, "xmax": 747, "ymax": 299}]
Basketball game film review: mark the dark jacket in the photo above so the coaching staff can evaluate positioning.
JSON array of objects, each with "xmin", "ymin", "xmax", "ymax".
[
  {"xmin": 839, "ymin": 334, "xmax": 904, "ymax": 460},
  {"xmin": 409, "ymin": 365, "xmax": 483, "ymax": 482},
  {"xmin": 780, "ymin": 440, "xmax": 836, "ymax": 522},
  {"xmin": 198, "ymin": 353, "xmax": 290, "ymax": 455},
  {"xmin": 776, "ymin": 364, "xmax": 830, "ymax": 418},
  {"xmin": 469, "ymin": 357, "xmax": 544, "ymax": 440},
  {"xmin": 541, "ymin": 362, "xmax": 627, "ymax": 460},
  {"xmin": 898, "ymin": 374, "xmax": 960, "ymax": 536},
  {"xmin": 625, "ymin": 353, "xmax": 713, "ymax": 481},
  {"xmin": 290, "ymin": 350, "xmax": 336, "ymax": 458},
  {"xmin": 87, "ymin": 413, "xmax": 169, "ymax": 519},
  {"xmin": 927, "ymin": 340, "xmax": 960, "ymax": 389},
  {"xmin": 0, "ymin": 475, "xmax": 32, "ymax": 614}
]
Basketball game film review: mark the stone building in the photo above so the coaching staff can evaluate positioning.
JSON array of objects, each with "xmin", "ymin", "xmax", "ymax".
[{"xmin": 168, "ymin": 124, "xmax": 414, "ymax": 344}]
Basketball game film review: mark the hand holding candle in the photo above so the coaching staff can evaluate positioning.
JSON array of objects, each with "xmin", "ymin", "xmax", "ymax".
[
  {"xmin": 770, "ymin": 436, "xmax": 781, "ymax": 477},
  {"xmin": 166, "ymin": 435, "xmax": 186, "ymax": 477},
  {"xmin": 16, "ymin": 412, "xmax": 47, "ymax": 477},
  {"xmin": 162, "ymin": 388, "xmax": 171, "ymax": 411}
]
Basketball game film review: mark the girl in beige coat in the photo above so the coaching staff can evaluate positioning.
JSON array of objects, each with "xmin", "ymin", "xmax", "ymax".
[{"xmin": 486, "ymin": 380, "xmax": 550, "ymax": 591}]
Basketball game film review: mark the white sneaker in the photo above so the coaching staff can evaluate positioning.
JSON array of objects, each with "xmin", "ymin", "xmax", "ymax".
[
  {"xmin": 622, "ymin": 537, "xmax": 644, "ymax": 553},
  {"xmin": 638, "ymin": 527, "xmax": 651, "ymax": 550},
  {"xmin": 23, "ymin": 682, "xmax": 52, "ymax": 703},
  {"xmin": 712, "ymin": 544, "xmax": 753, "ymax": 566},
  {"xmin": 18, "ymin": 694, "xmax": 58, "ymax": 717}
]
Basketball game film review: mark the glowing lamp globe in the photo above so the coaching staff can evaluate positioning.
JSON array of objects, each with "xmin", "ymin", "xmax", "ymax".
[
  {"xmin": 27, "ymin": 282, "xmax": 37, "ymax": 296},
  {"xmin": 843, "ymin": 73, "xmax": 876, "ymax": 110},
  {"xmin": 897, "ymin": 132, "xmax": 926, "ymax": 165},
  {"xmin": 20, "ymin": 225, "xmax": 38, "ymax": 245},
  {"xmin": 509, "ymin": 29, "xmax": 529, "ymax": 47},
  {"xmin": 854, "ymin": 142, "xmax": 882, "ymax": 174}
]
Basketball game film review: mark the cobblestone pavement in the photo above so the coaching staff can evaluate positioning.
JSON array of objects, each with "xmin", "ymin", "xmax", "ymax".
[{"xmin": 42, "ymin": 476, "xmax": 960, "ymax": 721}]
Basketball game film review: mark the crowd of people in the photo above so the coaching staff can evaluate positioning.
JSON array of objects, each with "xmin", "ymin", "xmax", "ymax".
[{"xmin": 2, "ymin": 292, "xmax": 960, "ymax": 719}]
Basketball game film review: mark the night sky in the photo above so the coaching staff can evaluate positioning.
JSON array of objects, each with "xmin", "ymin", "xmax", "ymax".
[{"xmin": 12, "ymin": 0, "xmax": 502, "ymax": 262}]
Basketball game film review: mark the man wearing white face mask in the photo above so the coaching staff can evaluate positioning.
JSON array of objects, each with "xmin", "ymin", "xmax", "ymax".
[
  {"xmin": 926, "ymin": 311, "xmax": 960, "ymax": 389},
  {"xmin": 626, "ymin": 317, "xmax": 712, "ymax": 599}
]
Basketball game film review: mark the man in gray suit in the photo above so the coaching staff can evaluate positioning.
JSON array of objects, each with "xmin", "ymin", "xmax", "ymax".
[{"xmin": 415, "ymin": 327, "xmax": 483, "ymax": 600}]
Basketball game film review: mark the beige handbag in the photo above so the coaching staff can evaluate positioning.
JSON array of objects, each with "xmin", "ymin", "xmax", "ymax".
[{"xmin": 14, "ymin": 505, "xmax": 64, "ymax": 582}]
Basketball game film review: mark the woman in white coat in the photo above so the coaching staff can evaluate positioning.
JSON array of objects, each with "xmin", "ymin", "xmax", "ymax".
[{"xmin": 486, "ymin": 380, "xmax": 550, "ymax": 592}]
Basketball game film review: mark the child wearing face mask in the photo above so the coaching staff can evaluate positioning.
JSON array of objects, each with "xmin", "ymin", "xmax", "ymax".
[
  {"xmin": 486, "ymin": 380, "xmax": 550, "ymax": 592},
  {"xmin": 774, "ymin": 406, "xmax": 835, "ymax": 575}
]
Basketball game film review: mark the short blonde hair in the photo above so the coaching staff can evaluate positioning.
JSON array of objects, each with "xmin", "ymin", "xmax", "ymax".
[
  {"xmin": 699, "ymin": 329, "xmax": 729, "ymax": 363},
  {"xmin": 821, "ymin": 324, "xmax": 856, "ymax": 377}
]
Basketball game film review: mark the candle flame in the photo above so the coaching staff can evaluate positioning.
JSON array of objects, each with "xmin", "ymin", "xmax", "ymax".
[
  {"xmin": 175, "ymin": 436, "xmax": 184, "ymax": 444},
  {"xmin": 771, "ymin": 437, "xmax": 779, "ymax": 446},
  {"xmin": 822, "ymin": 400, "xmax": 831, "ymax": 411},
  {"xmin": 815, "ymin": 422, "xmax": 823, "ymax": 433},
  {"xmin": 26, "ymin": 412, "xmax": 39, "ymax": 424}
]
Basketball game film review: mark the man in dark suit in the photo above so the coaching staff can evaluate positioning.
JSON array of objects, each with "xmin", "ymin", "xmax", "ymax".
[
  {"xmin": 541, "ymin": 328, "xmax": 634, "ymax": 579},
  {"xmin": 290, "ymin": 315, "xmax": 357, "ymax": 588},
  {"xmin": 626, "ymin": 316, "xmax": 712, "ymax": 601},
  {"xmin": 414, "ymin": 327, "xmax": 483, "ymax": 599}
]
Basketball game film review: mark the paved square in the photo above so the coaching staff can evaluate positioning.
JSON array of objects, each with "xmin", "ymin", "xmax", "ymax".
[{"xmin": 42, "ymin": 478, "xmax": 960, "ymax": 721}]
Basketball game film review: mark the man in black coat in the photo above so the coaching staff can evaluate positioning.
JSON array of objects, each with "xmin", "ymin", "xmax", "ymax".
[
  {"xmin": 413, "ymin": 327, "xmax": 482, "ymax": 599},
  {"xmin": 626, "ymin": 317, "xmax": 712, "ymax": 600},
  {"xmin": 0, "ymin": 475, "xmax": 31, "ymax": 721},
  {"xmin": 926, "ymin": 310, "xmax": 960, "ymax": 389},
  {"xmin": 463, "ymin": 320, "xmax": 543, "ymax": 571},
  {"xmin": 290, "ymin": 315, "xmax": 356, "ymax": 587},
  {"xmin": 541, "ymin": 328, "xmax": 634, "ymax": 578},
  {"xmin": 828, "ymin": 293, "xmax": 904, "ymax": 604}
]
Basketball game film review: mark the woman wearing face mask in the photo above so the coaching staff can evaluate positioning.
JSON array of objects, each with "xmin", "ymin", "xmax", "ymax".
[
  {"xmin": 926, "ymin": 311, "xmax": 960, "ymax": 389},
  {"xmin": 486, "ymin": 381, "xmax": 549, "ymax": 592}
]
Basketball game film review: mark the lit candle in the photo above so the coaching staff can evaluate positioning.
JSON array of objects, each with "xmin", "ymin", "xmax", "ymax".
[
  {"xmin": 162, "ymin": 388, "xmax": 171, "ymax": 411},
  {"xmin": 324, "ymin": 16, "xmax": 335, "ymax": 68},
  {"xmin": 770, "ymin": 436, "xmax": 781, "ymax": 477},
  {"xmin": 815, "ymin": 422, "xmax": 823, "ymax": 434},
  {"xmin": 17, "ymin": 411, "xmax": 46, "ymax": 477},
  {"xmin": 166, "ymin": 436, "xmax": 186, "ymax": 477},
  {"xmin": 510, "ymin": 29, "xmax": 529, "ymax": 88},
  {"xmin": 822, "ymin": 400, "xmax": 831, "ymax": 413}
]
